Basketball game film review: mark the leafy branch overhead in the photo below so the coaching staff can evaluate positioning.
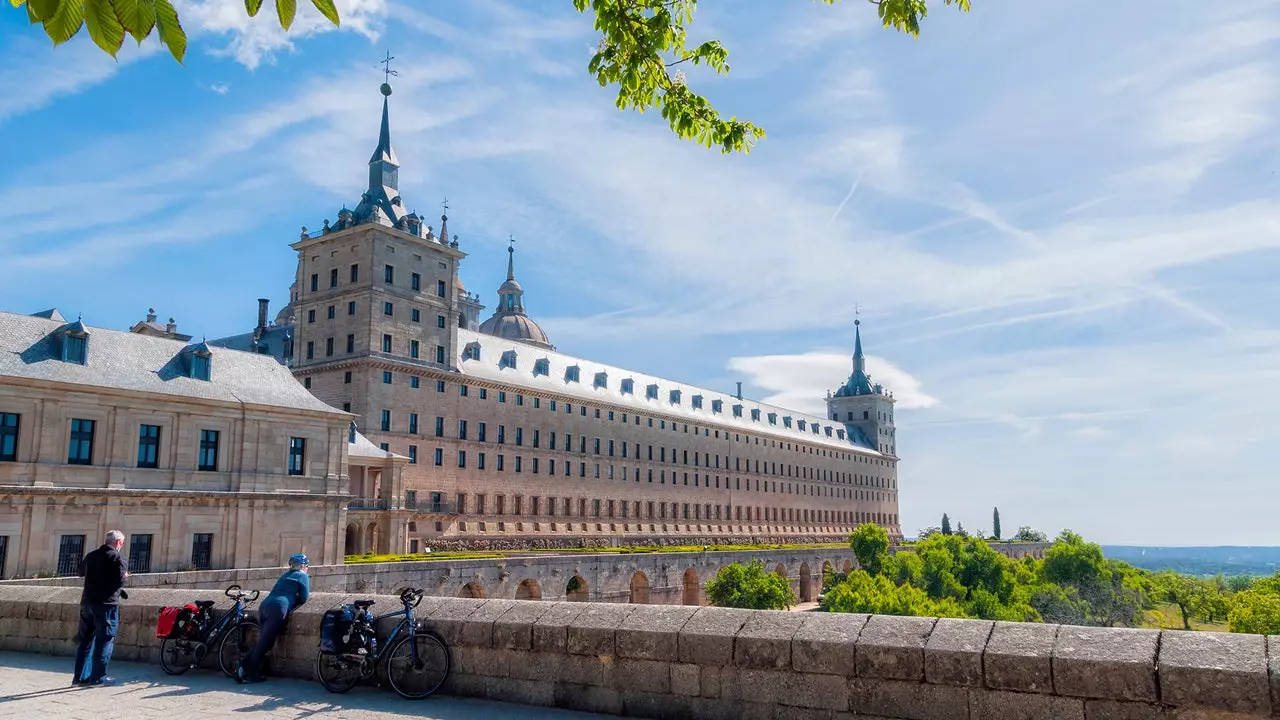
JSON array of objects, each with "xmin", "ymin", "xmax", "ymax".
[{"xmin": 11, "ymin": 0, "xmax": 968, "ymax": 154}]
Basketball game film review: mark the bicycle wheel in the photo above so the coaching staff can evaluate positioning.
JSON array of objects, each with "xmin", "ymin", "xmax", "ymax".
[
  {"xmin": 384, "ymin": 632, "xmax": 450, "ymax": 699},
  {"xmin": 316, "ymin": 652, "xmax": 364, "ymax": 693},
  {"xmin": 218, "ymin": 621, "xmax": 259, "ymax": 678},
  {"xmin": 159, "ymin": 636, "xmax": 198, "ymax": 675}
]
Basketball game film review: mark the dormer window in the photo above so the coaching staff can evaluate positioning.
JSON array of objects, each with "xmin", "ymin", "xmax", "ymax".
[
  {"xmin": 732, "ymin": 404, "xmax": 743, "ymax": 418},
  {"xmin": 669, "ymin": 389, "xmax": 681, "ymax": 404},
  {"xmin": 534, "ymin": 358, "xmax": 550, "ymax": 377},
  {"xmin": 621, "ymin": 378, "xmax": 634, "ymax": 394},
  {"xmin": 825, "ymin": 427, "xmax": 833, "ymax": 437},
  {"xmin": 594, "ymin": 371, "xmax": 608, "ymax": 389},
  {"xmin": 646, "ymin": 384, "xmax": 659, "ymax": 400},
  {"xmin": 767, "ymin": 412, "xmax": 777, "ymax": 425},
  {"xmin": 798, "ymin": 419, "xmax": 806, "ymax": 431},
  {"xmin": 837, "ymin": 429, "xmax": 846, "ymax": 440},
  {"xmin": 692, "ymin": 395, "xmax": 703, "ymax": 410},
  {"xmin": 59, "ymin": 321, "xmax": 89, "ymax": 365},
  {"xmin": 499, "ymin": 350, "xmax": 517, "ymax": 370},
  {"xmin": 711, "ymin": 399, "xmax": 723, "ymax": 413},
  {"xmin": 751, "ymin": 408, "xmax": 761, "ymax": 421},
  {"xmin": 185, "ymin": 342, "xmax": 213, "ymax": 381},
  {"xmin": 783, "ymin": 416, "xmax": 792, "ymax": 429},
  {"xmin": 566, "ymin": 365, "xmax": 581, "ymax": 383},
  {"xmin": 463, "ymin": 342, "xmax": 482, "ymax": 361}
]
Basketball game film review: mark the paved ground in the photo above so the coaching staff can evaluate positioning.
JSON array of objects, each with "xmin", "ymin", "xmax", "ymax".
[{"xmin": 0, "ymin": 652, "xmax": 607, "ymax": 719}]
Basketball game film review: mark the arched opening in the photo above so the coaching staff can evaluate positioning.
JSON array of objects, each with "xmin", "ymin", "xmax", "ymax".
[
  {"xmin": 843, "ymin": 560, "xmax": 853, "ymax": 574},
  {"xmin": 822, "ymin": 560, "xmax": 834, "ymax": 577},
  {"xmin": 459, "ymin": 581, "xmax": 485, "ymax": 599},
  {"xmin": 566, "ymin": 575, "xmax": 589, "ymax": 602},
  {"xmin": 799, "ymin": 562, "xmax": 813, "ymax": 602},
  {"xmin": 682, "ymin": 568, "xmax": 701, "ymax": 606},
  {"xmin": 629, "ymin": 571, "xmax": 650, "ymax": 604},
  {"xmin": 365, "ymin": 524, "xmax": 379, "ymax": 555},
  {"xmin": 344, "ymin": 523, "xmax": 359, "ymax": 555},
  {"xmin": 515, "ymin": 579, "xmax": 542, "ymax": 600},
  {"xmin": 775, "ymin": 563, "xmax": 787, "ymax": 579}
]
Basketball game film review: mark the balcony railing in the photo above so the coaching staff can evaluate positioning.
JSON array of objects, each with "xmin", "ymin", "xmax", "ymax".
[
  {"xmin": 347, "ymin": 498, "xmax": 458, "ymax": 514},
  {"xmin": 347, "ymin": 498, "xmax": 393, "ymax": 510},
  {"xmin": 410, "ymin": 500, "xmax": 457, "ymax": 515}
]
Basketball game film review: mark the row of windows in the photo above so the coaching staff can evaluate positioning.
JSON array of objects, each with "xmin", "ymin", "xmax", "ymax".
[
  {"xmin": 0, "ymin": 412, "xmax": 308, "ymax": 474},
  {"xmin": 441, "ymin": 492, "xmax": 897, "ymax": 526},
  {"xmin": 307, "ymin": 263, "xmax": 447, "ymax": 297},
  {"xmin": 53, "ymin": 532, "xmax": 215, "ymax": 575},
  {"xmin": 304, "ymin": 300, "xmax": 451, "ymax": 331},
  {"xmin": 303, "ymin": 333, "xmax": 446, "ymax": 365}
]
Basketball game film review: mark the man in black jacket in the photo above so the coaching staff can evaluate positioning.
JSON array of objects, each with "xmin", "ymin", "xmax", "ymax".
[{"xmin": 72, "ymin": 530, "xmax": 128, "ymax": 686}]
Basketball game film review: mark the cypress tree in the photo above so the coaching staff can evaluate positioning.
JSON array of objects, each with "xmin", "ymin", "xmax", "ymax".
[
  {"xmin": 993, "ymin": 507, "xmax": 1002, "ymax": 541},
  {"xmin": 941, "ymin": 513, "xmax": 952, "ymax": 535}
]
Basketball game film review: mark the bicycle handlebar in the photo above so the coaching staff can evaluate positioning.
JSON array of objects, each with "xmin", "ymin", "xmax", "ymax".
[
  {"xmin": 224, "ymin": 584, "xmax": 261, "ymax": 602},
  {"xmin": 399, "ymin": 587, "xmax": 424, "ymax": 608}
]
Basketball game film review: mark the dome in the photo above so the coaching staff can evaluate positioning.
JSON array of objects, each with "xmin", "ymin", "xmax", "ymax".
[
  {"xmin": 498, "ymin": 278, "xmax": 523, "ymax": 294},
  {"xmin": 478, "ymin": 313, "xmax": 553, "ymax": 349}
]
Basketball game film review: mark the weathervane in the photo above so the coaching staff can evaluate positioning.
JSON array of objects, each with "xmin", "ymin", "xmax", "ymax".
[
  {"xmin": 508, "ymin": 233, "xmax": 516, "ymax": 250},
  {"xmin": 854, "ymin": 303, "xmax": 861, "ymax": 326},
  {"xmin": 441, "ymin": 197, "xmax": 449, "ymax": 215},
  {"xmin": 380, "ymin": 51, "xmax": 398, "ymax": 84}
]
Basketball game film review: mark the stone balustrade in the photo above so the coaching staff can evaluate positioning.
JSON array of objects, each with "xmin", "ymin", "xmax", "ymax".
[{"xmin": 2, "ymin": 586, "xmax": 1274, "ymax": 719}]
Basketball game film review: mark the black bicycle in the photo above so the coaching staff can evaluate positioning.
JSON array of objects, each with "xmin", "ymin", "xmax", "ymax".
[
  {"xmin": 159, "ymin": 584, "xmax": 261, "ymax": 677},
  {"xmin": 315, "ymin": 587, "xmax": 450, "ymax": 699}
]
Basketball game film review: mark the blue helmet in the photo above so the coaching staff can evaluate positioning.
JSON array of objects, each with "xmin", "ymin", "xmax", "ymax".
[{"xmin": 289, "ymin": 553, "xmax": 310, "ymax": 567}]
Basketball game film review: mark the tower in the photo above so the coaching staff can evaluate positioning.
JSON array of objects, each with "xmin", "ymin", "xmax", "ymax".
[
  {"xmin": 825, "ymin": 319, "xmax": 897, "ymax": 457},
  {"xmin": 477, "ymin": 239, "xmax": 554, "ymax": 349}
]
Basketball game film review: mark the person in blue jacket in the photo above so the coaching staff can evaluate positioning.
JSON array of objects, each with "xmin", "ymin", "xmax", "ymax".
[{"xmin": 238, "ymin": 553, "xmax": 310, "ymax": 683}]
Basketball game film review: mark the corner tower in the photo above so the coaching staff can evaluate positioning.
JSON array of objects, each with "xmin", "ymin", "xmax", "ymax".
[{"xmin": 826, "ymin": 319, "xmax": 897, "ymax": 457}]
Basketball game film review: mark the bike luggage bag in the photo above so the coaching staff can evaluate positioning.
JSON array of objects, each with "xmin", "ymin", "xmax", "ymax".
[
  {"xmin": 319, "ymin": 607, "xmax": 354, "ymax": 653},
  {"xmin": 156, "ymin": 603, "xmax": 200, "ymax": 639}
]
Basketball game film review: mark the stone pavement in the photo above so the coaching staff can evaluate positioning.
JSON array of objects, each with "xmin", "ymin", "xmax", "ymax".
[{"xmin": 0, "ymin": 652, "xmax": 609, "ymax": 720}]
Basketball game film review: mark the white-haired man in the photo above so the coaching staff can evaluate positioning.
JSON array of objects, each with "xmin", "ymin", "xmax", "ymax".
[{"xmin": 73, "ymin": 529, "xmax": 128, "ymax": 686}]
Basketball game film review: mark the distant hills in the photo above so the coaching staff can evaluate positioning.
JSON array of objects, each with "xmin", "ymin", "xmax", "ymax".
[{"xmin": 1103, "ymin": 546, "xmax": 1280, "ymax": 577}]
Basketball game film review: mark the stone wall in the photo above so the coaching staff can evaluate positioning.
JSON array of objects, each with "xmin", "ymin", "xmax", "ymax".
[{"xmin": 1, "ymin": 586, "xmax": 1276, "ymax": 719}]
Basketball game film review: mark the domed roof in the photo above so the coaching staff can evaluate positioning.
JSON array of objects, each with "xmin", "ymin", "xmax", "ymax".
[
  {"xmin": 478, "ymin": 313, "xmax": 553, "ymax": 349},
  {"xmin": 499, "ymin": 278, "xmax": 523, "ymax": 294}
]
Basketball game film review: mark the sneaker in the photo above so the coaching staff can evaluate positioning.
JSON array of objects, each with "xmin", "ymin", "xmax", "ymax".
[{"xmin": 84, "ymin": 676, "xmax": 119, "ymax": 686}]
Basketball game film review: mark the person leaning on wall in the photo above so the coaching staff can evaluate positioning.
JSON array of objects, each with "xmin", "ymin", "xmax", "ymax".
[{"xmin": 237, "ymin": 553, "xmax": 310, "ymax": 683}]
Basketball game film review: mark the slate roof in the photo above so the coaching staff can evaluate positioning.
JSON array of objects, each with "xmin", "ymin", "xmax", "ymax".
[
  {"xmin": 0, "ymin": 311, "xmax": 345, "ymax": 416},
  {"xmin": 209, "ymin": 323, "xmax": 294, "ymax": 366},
  {"xmin": 349, "ymin": 430, "xmax": 408, "ymax": 461},
  {"xmin": 455, "ymin": 328, "xmax": 881, "ymax": 456}
]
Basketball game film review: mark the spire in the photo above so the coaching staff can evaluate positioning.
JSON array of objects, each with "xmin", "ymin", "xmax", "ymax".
[
  {"xmin": 367, "ymin": 83, "xmax": 399, "ymax": 192},
  {"xmin": 439, "ymin": 198, "xmax": 449, "ymax": 244},
  {"xmin": 853, "ymin": 318, "xmax": 865, "ymax": 375},
  {"xmin": 506, "ymin": 235, "xmax": 516, "ymax": 281}
]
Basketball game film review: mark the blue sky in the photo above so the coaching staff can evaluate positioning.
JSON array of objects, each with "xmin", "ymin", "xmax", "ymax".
[{"xmin": 2, "ymin": 0, "xmax": 1279, "ymax": 545}]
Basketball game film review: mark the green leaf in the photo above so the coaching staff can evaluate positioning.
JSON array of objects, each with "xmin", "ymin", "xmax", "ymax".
[
  {"xmin": 153, "ymin": 0, "xmax": 185, "ymax": 62},
  {"xmin": 244, "ymin": 0, "xmax": 262, "ymax": 16},
  {"xmin": 275, "ymin": 0, "xmax": 295, "ymax": 30},
  {"xmin": 9, "ymin": 0, "xmax": 27, "ymax": 8},
  {"xmin": 112, "ymin": 0, "xmax": 155, "ymax": 43},
  {"xmin": 28, "ymin": 0, "xmax": 58, "ymax": 21},
  {"xmin": 309, "ymin": 0, "xmax": 337, "ymax": 26},
  {"xmin": 42, "ymin": 0, "xmax": 85, "ymax": 45},
  {"xmin": 84, "ymin": 0, "xmax": 124, "ymax": 55}
]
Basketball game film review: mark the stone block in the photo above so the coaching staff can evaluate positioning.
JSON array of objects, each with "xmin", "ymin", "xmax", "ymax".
[
  {"xmin": 442, "ymin": 671, "xmax": 488, "ymax": 699},
  {"xmin": 855, "ymin": 614, "xmax": 936, "ymax": 681},
  {"xmin": 606, "ymin": 657, "xmax": 671, "ymax": 694},
  {"xmin": 462, "ymin": 646, "xmax": 513, "ymax": 677},
  {"xmin": 1084, "ymin": 699, "xmax": 1167, "ymax": 720},
  {"xmin": 616, "ymin": 604, "xmax": 698, "ymax": 661},
  {"xmin": 849, "ymin": 677, "xmax": 969, "ymax": 720},
  {"xmin": 459, "ymin": 599, "xmax": 517, "ymax": 648},
  {"xmin": 724, "ymin": 667, "xmax": 849, "ymax": 712},
  {"xmin": 509, "ymin": 650, "xmax": 604, "ymax": 686},
  {"xmin": 678, "ymin": 606, "xmax": 753, "ymax": 666},
  {"xmin": 1269, "ymin": 635, "xmax": 1279, "ymax": 720},
  {"xmin": 969, "ymin": 688, "xmax": 1086, "ymax": 720},
  {"xmin": 984, "ymin": 621, "xmax": 1058, "ymax": 693},
  {"xmin": 485, "ymin": 676, "xmax": 555, "ymax": 706},
  {"xmin": 792, "ymin": 612, "xmax": 867, "ymax": 677},
  {"xmin": 1159, "ymin": 630, "xmax": 1271, "ymax": 715},
  {"xmin": 925, "ymin": 617, "xmax": 993, "ymax": 687},
  {"xmin": 531, "ymin": 602, "xmax": 587, "ymax": 653},
  {"xmin": 491, "ymin": 601, "xmax": 554, "ymax": 651},
  {"xmin": 567, "ymin": 603, "xmax": 635, "ymax": 657},
  {"xmin": 733, "ymin": 610, "xmax": 806, "ymax": 670},
  {"xmin": 1053, "ymin": 626, "xmax": 1159, "ymax": 702},
  {"xmin": 620, "ymin": 690, "xmax": 694, "ymax": 720},
  {"xmin": 554, "ymin": 682, "xmax": 625, "ymax": 715},
  {"xmin": 671, "ymin": 662, "xmax": 701, "ymax": 696},
  {"xmin": 423, "ymin": 597, "xmax": 486, "ymax": 646}
]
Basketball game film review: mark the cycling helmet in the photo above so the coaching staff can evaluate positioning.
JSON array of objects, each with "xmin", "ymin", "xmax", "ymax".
[{"xmin": 289, "ymin": 553, "xmax": 310, "ymax": 567}]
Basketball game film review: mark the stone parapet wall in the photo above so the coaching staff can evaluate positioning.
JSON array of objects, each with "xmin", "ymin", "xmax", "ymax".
[{"xmin": 0, "ymin": 586, "xmax": 1275, "ymax": 719}]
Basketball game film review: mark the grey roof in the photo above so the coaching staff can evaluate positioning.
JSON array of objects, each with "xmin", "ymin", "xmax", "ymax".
[
  {"xmin": 209, "ymin": 323, "xmax": 294, "ymax": 367},
  {"xmin": 31, "ymin": 308, "xmax": 66, "ymax": 322},
  {"xmin": 0, "ymin": 311, "xmax": 344, "ymax": 416}
]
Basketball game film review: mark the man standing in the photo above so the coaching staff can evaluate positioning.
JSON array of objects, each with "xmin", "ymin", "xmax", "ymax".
[{"xmin": 73, "ymin": 530, "xmax": 128, "ymax": 686}]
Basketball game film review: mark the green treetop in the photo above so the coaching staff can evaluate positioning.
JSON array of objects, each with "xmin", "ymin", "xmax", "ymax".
[
  {"xmin": 992, "ymin": 507, "xmax": 1001, "ymax": 541},
  {"xmin": 703, "ymin": 559, "xmax": 795, "ymax": 610}
]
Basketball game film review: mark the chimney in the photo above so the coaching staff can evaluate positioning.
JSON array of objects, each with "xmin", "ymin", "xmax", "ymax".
[
  {"xmin": 257, "ymin": 298, "xmax": 270, "ymax": 331},
  {"xmin": 166, "ymin": 317, "xmax": 177, "ymax": 334},
  {"xmin": 146, "ymin": 307, "xmax": 157, "ymax": 323},
  {"xmin": 736, "ymin": 381, "xmax": 743, "ymax": 400}
]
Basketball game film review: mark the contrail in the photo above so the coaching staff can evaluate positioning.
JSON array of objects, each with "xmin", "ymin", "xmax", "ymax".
[{"xmin": 827, "ymin": 168, "xmax": 865, "ymax": 227}]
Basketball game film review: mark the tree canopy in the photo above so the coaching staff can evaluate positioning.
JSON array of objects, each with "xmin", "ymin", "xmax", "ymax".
[
  {"xmin": 703, "ymin": 559, "xmax": 795, "ymax": 610},
  {"xmin": 11, "ymin": 0, "xmax": 972, "ymax": 153}
]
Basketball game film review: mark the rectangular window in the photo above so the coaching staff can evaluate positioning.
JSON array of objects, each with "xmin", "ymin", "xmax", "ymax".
[
  {"xmin": 409, "ymin": 414, "xmax": 419, "ymax": 434},
  {"xmin": 288, "ymin": 437, "xmax": 306, "ymax": 475},
  {"xmin": 410, "ymin": 340, "xmax": 420, "ymax": 359},
  {"xmin": 412, "ymin": 308, "xmax": 420, "ymax": 323},
  {"xmin": 383, "ymin": 371, "xmax": 392, "ymax": 384},
  {"xmin": 436, "ymin": 346, "xmax": 445, "ymax": 363},
  {"xmin": 382, "ymin": 334, "xmax": 392, "ymax": 353},
  {"xmin": 498, "ymin": 425, "xmax": 506, "ymax": 443},
  {"xmin": 478, "ymin": 452, "xmax": 486, "ymax": 470},
  {"xmin": 326, "ymin": 337, "xmax": 334, "ymax": 357},
  {"xmin": 458, "ymin": 420, "xmax": 468, "ymax": 440},
  {"xmin": 458, "ymin": 450, "xmax": 467, "ymax": 468},
  {"xmin": 436, "ymin": 279, "xmax": 446, "ymax": 297},
  {"xmin": 348, "ymin": 301, "xmax": 356, "ymax": 315},
  {"xmin": 431, "ymin": 448, "xmax": 442, "ymax": 466},
  {"xmin": 350, "ymin": 263, "xmax": 359, "ymax": 283},
  {"xmin": 412, "ymin": 272, "xmax": 422, "ymax": 291},
  {"xmin": 128, "ymin": 534, "xmax": 152, "ymax": 574},
  {"xmin": 343, "ymin": 370, "xmax": 352, "ymax": 384},
  {"xmin": 137, "ymin": 424, "xmax": 160, "ymax": 469},
  {"xmin": 411, "ymin": 376, "xmax": 420, "ymax": 388},
  {"xmin": 437, "ymin": 315, "xmax": 446, "ymax": 329},
  {"xmin": 381, "ymin": 410, "xmax": 392, "ymax": 432},
  {"xmin": 437, "ymin": 380, "xmax": 446, "ymax": 392},
  {"xmin": 327, "ymin": 305, "xmax": 335, "ymax": 320},
  {"xmin": 533, "ymin": 430, "xmax": 540, "ymax": 448},
  {"xmin": 306, "ymin": 341, "xmax": 314, "ymax": 360},
  {"xmin": 330, "ymin": 268, "xmax": 338, "ymax": 288},
  {"xmin": 435, "ymin": 417, "xmax": 445, "ymax": 437},
  {"xmin": 385, "ymin": 265, "xmax": 395, "ymax": 283},
  {"xmin": 346, "ymin": 334, "xmax": 355, "ymax": 354},
  {"xmin": 384, "ymin": 301, "xmax": 394, "ymax": 316},
  {"xmin": 191, "ymin": 533, "xmax": 213, "ymax": 570},
  {"xmin": 310, "ymin": 273, "xmax": 318, "ymax": 292},
  {"xmin": 0, "ymin": 412, "xmax": 17, "ymax": 462},
  {"xmin": 497, "ymin": 454, "xmax": 505, "ymax": 471},
  {"xmin": 57, "ymin": 534, "xmax": 85, "ymax": 576},
  {"xmin": 516, "ymin": 427, "xmax": 524, "ymax": 446},
  {"xmin": 198, "ymin": 429, "xmax": 219, "ymax": 471},
  {"xmin": 515, "ymin": 457, "xmax": 522, "ymax": 473},
  {"xmin": 460, "ymin": 385, "xmax": 468, "ymax": 396},
  {"xmin": 68, "ymin": 418, "xmax": 95, "ymax": 465}
]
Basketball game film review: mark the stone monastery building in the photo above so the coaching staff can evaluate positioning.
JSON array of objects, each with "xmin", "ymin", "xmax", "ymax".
[{"xmin": 212, "ymin": 82, "xmax": 903, "ymax": 554}]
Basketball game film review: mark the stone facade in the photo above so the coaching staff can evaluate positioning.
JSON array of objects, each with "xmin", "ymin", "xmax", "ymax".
[
  {"xmin": 221, "ymin": 82, "xmax": 903, "ymax": 554},
  {"xmin": 0, "ymin": 310, "xmax": 374, "ymax": 578},
  {"xmin": 0, "ymin": 586, "xmax": 1275, "ymax": 719}
]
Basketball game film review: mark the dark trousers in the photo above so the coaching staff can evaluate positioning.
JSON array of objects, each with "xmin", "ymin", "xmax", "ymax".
[
  {"xmin": 72, "ymin": 603, "xmax": 119, "ymax": 683},
  {"xmin": 244, "ymin": 602, "xmax": 288, "ymax": 678}
]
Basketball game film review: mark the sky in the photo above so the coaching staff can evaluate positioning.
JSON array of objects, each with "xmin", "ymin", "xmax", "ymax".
[{"xmin": 2, "ymin": 0, "xmax": 1279, "ymax": 546}]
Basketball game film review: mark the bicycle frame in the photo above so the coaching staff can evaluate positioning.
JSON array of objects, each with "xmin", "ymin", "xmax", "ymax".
[
  {"xmin": 197, "ymin": 595, "xmax": 253, "ymax": 645},
  {"xmin": 363, "ymin": 601, "xmax": 422, "ymax": 665}
]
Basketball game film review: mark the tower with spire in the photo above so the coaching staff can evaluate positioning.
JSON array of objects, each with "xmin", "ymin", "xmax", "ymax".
[
  {"xmin": 477, "ymin": 237, "xmax": 554, "ymax": 349},
  {"xmin": 826, "ymin": 317, "xmax": 897, "ymax": 457}
]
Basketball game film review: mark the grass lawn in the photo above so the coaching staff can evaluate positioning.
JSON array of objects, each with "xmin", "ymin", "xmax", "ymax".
[{"xmin": 1141, "ymin": 602, "xmax": 1230, "ymax": 632}]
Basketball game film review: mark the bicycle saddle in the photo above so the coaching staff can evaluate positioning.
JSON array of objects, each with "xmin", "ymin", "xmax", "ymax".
[
  {"xmin": 194, "ymin": 600, "xmax": 216, "ymax": 609},
  {"xmin": 352, "ymin": 600, "xmax": 376, "ymax": 609}
]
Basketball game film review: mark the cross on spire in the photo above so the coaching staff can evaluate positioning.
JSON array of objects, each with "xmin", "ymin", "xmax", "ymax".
[
  {"xmin": 441, "ymin": 197, "xmax": 449, "ymax": 215},
  {"xmin": 380, "ymin": 51, "xmax": 398, "ymax": 85}
]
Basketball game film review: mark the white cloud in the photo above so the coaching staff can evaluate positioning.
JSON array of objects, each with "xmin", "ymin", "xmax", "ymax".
[
  {"xmin": 727, "ymin": 351, "xmax": 939, "ymax": 415},
  {"xmin": 177, "ymin": 0, "xmax": 386, "ymax": 69},
  {"xmin": 0, "ymin": 37, "xmax": 159, "ymax": 125}
]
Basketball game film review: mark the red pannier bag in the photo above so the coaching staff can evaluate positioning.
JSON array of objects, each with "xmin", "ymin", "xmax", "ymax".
[{"xmin": 155, "ymin": 604, "xmax": 199, "ymax": 639}]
